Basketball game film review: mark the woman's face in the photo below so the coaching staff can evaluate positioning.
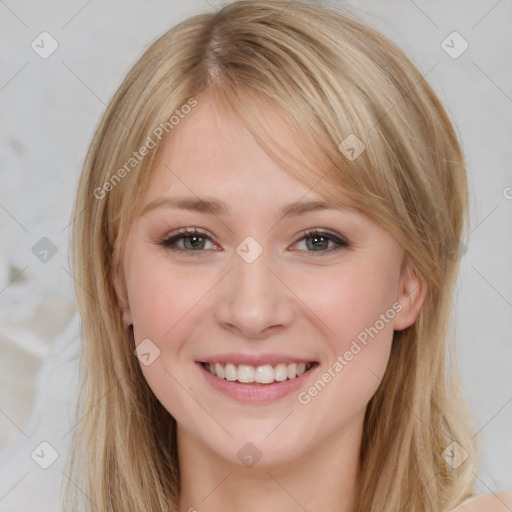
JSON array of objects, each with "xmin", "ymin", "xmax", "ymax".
[{"xmin": 121, "ymin": 95, "xmax": 425, "ymax": 468}]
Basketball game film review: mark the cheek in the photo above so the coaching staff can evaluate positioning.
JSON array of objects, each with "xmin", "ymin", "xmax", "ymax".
[
  {"xmin": 125, "ymin": 257, "xmax": 220, "ymax": 408},
  {"xmin": 297, "ymin": 258, "xmax": 400, "ymax": 351},
  {"xmin": 126, "ymin": 259, "xmax": 208, "ymax": 343},
  {"xmin": 293, "ymin": 259, "xmax": 398, "ymax": 416},
  {"xmin": 125, "ymin": 259, "xmax": 209, "ymax": 419}
]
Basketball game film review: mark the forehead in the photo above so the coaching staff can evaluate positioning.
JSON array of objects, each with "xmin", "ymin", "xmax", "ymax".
[{"xmin": 144, "ymin": 93, "xmax": 335, "ymax": 205}]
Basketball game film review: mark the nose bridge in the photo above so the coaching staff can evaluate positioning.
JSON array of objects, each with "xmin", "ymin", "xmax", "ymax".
[{"xmin": 213, "ymin": 237, "xmax": 295, "ymax": 338}]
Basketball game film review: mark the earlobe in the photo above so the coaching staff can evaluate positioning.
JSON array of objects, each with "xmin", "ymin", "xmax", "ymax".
[
  {"xmin": 393, "ymin": 262, "xmax": 428, "ymax": 331},
  {"xmin": 122, "ymin": 308, "xmax": 133, "ymax": 328},
  {"xmin": 113, "ymin": 262, "xmax": 133, "ymax": 327}
]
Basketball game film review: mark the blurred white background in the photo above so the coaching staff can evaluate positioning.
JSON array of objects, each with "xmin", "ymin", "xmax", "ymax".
[{"xmin": 0, "ymin": 1, "xmax": 510, "ymax": 510}]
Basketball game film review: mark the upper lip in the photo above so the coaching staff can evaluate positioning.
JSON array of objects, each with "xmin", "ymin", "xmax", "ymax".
[{"xmin": 197, "ymin": 353, "xmax": 317, "ymax": 367}]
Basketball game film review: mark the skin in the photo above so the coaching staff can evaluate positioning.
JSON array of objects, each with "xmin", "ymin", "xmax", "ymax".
[
  {"xmin": 453, "ymin": 494, "xmax": 512, "ymax": 512},
  {"xmin": 119, "ymin": 92, "xmax": 428, "ymax": 512}
]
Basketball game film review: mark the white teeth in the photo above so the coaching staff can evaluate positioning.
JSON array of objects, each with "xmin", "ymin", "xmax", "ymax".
[
  {"xmin": 274, "ymin": 363, "xmax": 288, "ymax": 381},
  {"xmin": 204, "ymin": 361, "xmax": 314, "ymax": 383},
  {"xmin": 255, "ymin": 365, "xmax": 274, "ymax": 384},
  {"xmin": 287, "ymin": 363, "xmax": 297, "ymax": 379},
  {"xmin": 237, "ymin": 364, "xmax": 255, "ymax": 383},
  {"xmin": 225, "ymin": 363, "xmax": 237, "ymax": 381},
  {"xmin": 215, "ymin": 362, "xmax": 224, "ymax": 379}
]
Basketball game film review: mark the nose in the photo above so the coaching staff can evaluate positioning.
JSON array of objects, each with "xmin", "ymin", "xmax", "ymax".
[{"xmin": 213, "ymin": 247, "xmax": 296, "ymax": 339}]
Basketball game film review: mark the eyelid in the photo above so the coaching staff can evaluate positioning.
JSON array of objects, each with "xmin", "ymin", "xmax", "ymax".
[
  {"xmin": 292, "ymin": 228, "xmax": 349, "ymax": 255},
  {"xmin": 298, "ymin": 228, "xmax": 349, "ymax": 246},
  {"xmin": 157, "ymin": 227, "xmax": 220, "ymax": 252}
]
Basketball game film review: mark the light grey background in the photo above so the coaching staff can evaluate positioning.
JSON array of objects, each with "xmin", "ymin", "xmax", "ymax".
[{"xmin": 0, "ymin": 1, "xmax": 510, "ymax": 510}]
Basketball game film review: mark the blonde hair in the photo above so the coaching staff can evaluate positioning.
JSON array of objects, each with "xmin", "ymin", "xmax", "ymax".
[{"xmin": 66, "ymin": 1, "xmax": 479, "ymax": 510}]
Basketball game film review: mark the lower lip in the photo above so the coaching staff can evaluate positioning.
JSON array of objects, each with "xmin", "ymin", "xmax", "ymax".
[{"xmin": 196, "ymin": 362, "xmax": 317, "ymax": 404}]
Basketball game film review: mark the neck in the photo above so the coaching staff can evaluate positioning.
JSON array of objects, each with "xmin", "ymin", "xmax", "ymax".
[{"xmin": 177, "ymin": 412, "xmax": 363, "ymax": 512}]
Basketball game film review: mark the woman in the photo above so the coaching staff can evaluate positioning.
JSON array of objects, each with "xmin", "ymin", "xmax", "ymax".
[{"xmin": 66, "ymin": 1, "xmax": 511, "ymax": 510}]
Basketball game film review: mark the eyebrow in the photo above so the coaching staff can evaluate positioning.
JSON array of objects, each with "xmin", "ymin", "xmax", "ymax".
[{"xmin": 141, "ymin": 196, "xmax": 350, "ymax": 218}]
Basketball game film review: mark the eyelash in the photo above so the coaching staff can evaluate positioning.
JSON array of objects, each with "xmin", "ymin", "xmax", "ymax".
[{"xmin": 158, "ymin": 227, "xmax": 349, "ymax": 257}]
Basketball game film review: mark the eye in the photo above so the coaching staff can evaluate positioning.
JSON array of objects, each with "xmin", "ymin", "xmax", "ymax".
[
  {"xmin": 293, "ymin": 229, "xmax": 349, "ymax": 255},
  {"xmin": 159, "ymin": 228, "xmax": 219, "ymax": 255},
  {"xmin": 158, "ymin": 227, "xmax": 349, "ymax": 256}
]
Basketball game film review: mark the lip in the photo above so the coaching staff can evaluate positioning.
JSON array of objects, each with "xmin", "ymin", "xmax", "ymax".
[
  {"xmin": 196, "ymin": 353, "xmax": 316, "ymax": 367},
  {"xmin": 196, "ymin": 360, "xmax": 318, "ymax": 404}
]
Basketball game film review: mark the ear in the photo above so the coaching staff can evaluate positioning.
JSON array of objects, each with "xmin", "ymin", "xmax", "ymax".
[
  {"xmin": 113, "ymin": 256, "xmax": 133, "ymax": 328},
  {"xmin": 393, "ymin": 260, "xmax": 428, "ymax": 331},
  {"xmin": 122, "ymin": 306, "xmax": 133, "ymax": 328}
]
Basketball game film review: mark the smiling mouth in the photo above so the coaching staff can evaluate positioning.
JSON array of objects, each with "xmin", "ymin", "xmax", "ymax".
[{"xmin": 200, "ymin": 361, "xmax": 317, "ymax": 385}]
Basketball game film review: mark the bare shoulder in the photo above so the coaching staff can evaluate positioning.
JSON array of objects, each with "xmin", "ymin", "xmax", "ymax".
[{"xmin": 452, "ymin": 492, "xmax": 512, "ymax": 511}]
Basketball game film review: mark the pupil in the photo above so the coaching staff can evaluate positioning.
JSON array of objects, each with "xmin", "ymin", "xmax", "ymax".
[
  {"xmin": 186, "ymin": 236, "xmax": 204, "ymax": 249},
  {"xmin": 184, "ymin": 235, "xmax": 328, "ymax": 251},
  {"xmin": 309, "ymin": 236, "xmax": 327, "ymax": 250}
]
